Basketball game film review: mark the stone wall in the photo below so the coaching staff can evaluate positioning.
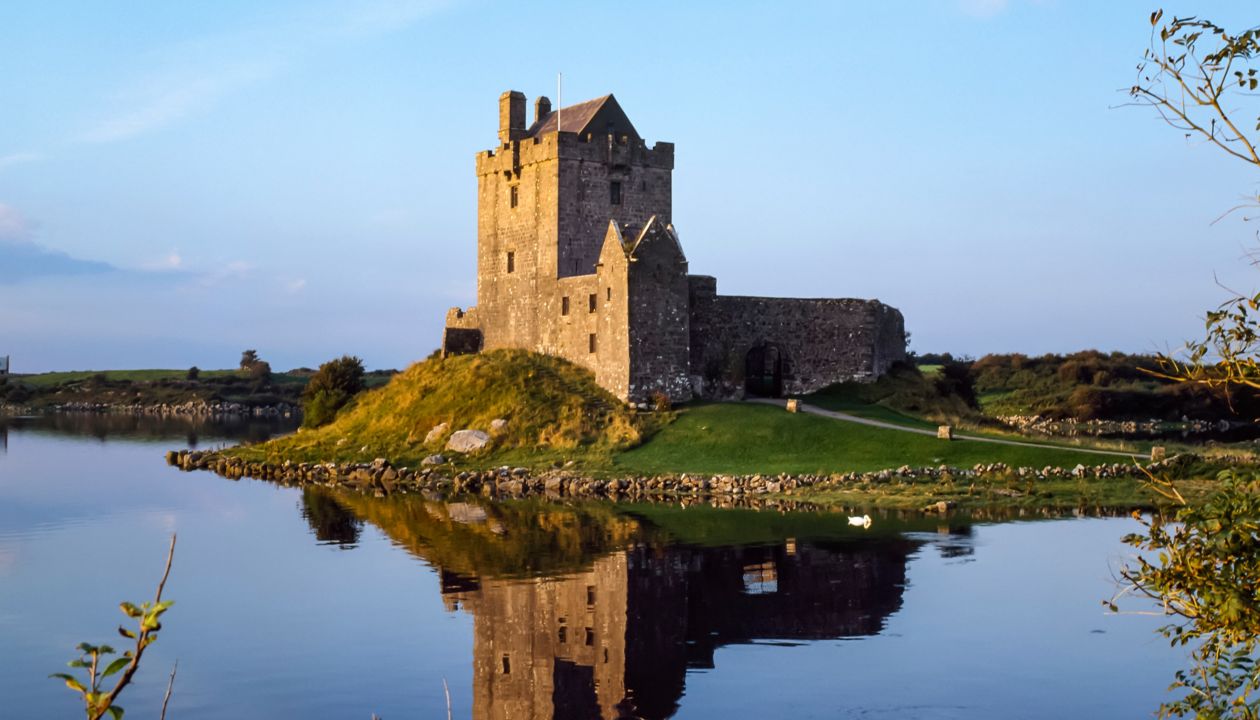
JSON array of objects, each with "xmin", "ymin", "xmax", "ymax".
[{"xmin": 688, "ymin": 275, "xmax": 906, "ymax": 398}]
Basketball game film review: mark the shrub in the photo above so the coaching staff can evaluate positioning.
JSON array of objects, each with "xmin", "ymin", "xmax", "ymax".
[
  {"xmin": 187, "ymin": 366, "xmax": 200, "ymax": 381},
  {"xmin": 651, "ymin": 390, "xmax": 672, "ymax": 413},
  {"xmin": 301, "ymin": 355, "xmax": 366, "ymax": 428}
]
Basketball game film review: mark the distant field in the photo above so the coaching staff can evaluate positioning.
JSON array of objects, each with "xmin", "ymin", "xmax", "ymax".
[
  {"xmin": 916, "ymin": 364, "xmax": 943, "ymax": 376},
  {"xmin": 12, "ymin": 369, "xmax": 393, "ymax": 388},
  {"xmin": 614, "ymin": 403, "xmax": 1133, "ymax": 476},
  {"xmin": 13, "ymin": 369, "xmax": 306, "ymax": 387}
]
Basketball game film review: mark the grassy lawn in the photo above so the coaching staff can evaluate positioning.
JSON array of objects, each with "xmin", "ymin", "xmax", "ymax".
[
  {"xmin": 14, "ymin": 369, "xmax": 244, "ymax": 386},
  {"xmin": 613, "ymin": 403, "xmax": 1137, "ymax": 476}
]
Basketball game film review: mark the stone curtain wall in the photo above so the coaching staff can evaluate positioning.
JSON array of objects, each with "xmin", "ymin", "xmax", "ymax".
[{"xmin": 688, "ymin": 275, "xmax": 906, "ymax": 397}]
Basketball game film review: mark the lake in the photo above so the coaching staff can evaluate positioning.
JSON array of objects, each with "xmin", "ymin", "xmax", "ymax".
[{"xmin": 0, "ymin": 414, "xmax": 1188, "ymax": 719}]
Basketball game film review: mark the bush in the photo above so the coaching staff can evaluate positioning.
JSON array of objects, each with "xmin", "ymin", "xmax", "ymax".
[
  {"xmin": 651, "ymin": 390, "xmax": 672, "ymax": 413},
  {"xmin": 187, "ymin": 366, "xmax": 200, "ymax": 381},
  {"xmin": 301, "ymin": 355, "xmax": 366, "ymax": 428}
]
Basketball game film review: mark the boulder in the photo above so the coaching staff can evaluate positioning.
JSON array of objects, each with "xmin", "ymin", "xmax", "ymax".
[
  {"xmin": 490, "ymin": 418, "xmax": 508, "ymax": 433},
  {"xmin": 937, "ymin": 425, "xmax": 953, "ymax": 440},
  {"xmin": 421, "ymin": 454, "xmax": 447, "ymax": 466},
  {"xmin": 446, "ymin": 429, "xmax": 491, "ymax": 453},
  {"xmin": 424, "ymin": 422, "xmax": 450, "ymax": 445}
]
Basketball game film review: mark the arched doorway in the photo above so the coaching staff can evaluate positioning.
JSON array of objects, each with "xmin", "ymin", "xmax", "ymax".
[{"xmin": 745, "ymin": 343, "xmax": 783, "ymax": 397}]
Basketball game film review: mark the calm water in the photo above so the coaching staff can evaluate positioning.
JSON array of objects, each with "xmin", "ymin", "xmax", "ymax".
[{"xmin": 0, "ymin": 415, "xmax": 1188, "ymax": 719}]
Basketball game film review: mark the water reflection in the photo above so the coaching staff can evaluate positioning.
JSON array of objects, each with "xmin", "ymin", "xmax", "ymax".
[
  {"xmin": 0, "ymin": 412, "xmax": 297, "ymax": 445},
  {"xmin": 307, "ymin": 489, "xmax": 958, "ymax": 719}
]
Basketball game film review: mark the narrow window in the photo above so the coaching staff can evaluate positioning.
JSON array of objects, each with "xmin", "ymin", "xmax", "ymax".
[
  {"xmin": 506, "ymin": 251, "xmax": 515, "ymax": 274},
  {"xmin": 606, "ymin": 287, "xmax": 611, "ymax": 301},
  {"xmin": 561, "ymin": 296, "xmax": 570, "ymax": 316},
  {"xmin": 609, "ymin": 181, "xmax": 621, "ymax": 205},
  {"xmin": 586, "ymin": 585, "xmax": 596, "ymax": 606},
  {"xmin": 509, "ymin": 185, "xmax": 518, "ymax": 208},
  {"xmin": 501, "ymin": 655, "xmax": 511, "ymax": 674},
  {"xmin": 588, "ymin": 293, "xmax": 597, "ymax": 313},
  {"xmin": 588, "ymin": 333, "xmax": 597, "ymax": 353},
  {"xmin": 584, "ymin": 628, "xmax": 595, "ymax": 646},
  {"xmin": 558, "ymin": 626, "xmax": 567, "ymax": 643}
]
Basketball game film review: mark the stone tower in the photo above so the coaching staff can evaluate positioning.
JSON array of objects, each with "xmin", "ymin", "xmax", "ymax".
[
  {"xmin": 444, "ymin": 90, "xmax": 907, "ymax": 404},
  {"xmin": 445, "ymin": 90, "xmax": 692, "ymax": 402}
]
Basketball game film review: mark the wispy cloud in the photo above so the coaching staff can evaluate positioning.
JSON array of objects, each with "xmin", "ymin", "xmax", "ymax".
[
  {"xmin": 0, "ymin": 203, "xmax": 33, "ymax": 243},
  {"xmin": 958, "ymin": 0, "xmax": 1009, "ymax": 18},
  {"xmin": 0, "ymin": 151, "xmax": 42, "ymax": 170},
  {"xmin": 77, "ymin": 0, "xmax": 448, "ymax": 144}
]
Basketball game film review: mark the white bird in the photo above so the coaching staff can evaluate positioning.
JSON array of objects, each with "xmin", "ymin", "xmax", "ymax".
[{"xmin": 848, "ymin": 514, "xmax": 872, "ymax": 529}]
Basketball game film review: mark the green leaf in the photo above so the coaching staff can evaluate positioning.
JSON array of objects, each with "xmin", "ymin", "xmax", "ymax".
[
  {"xmin": 106, "ymin": 706, "xmax": 124, "ymax": 720},
  {"xmin": 102, "ymin": 657, "xmax": 130, "ymax": 678},
  {"xmin": 117, "ymin": 626, "xmax": 137, "ymax": 640},
  {"xmin": 119, "ymin": 602, "xmax": 142, "ymax": 619},
  {"xmin": 49, "ymin": 673, "xmax": 86, "ymax": 693}
]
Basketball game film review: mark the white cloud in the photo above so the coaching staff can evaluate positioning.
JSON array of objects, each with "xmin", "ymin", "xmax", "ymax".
[
  {"xmin": 0, "ymin": 203, "xmax": 32, "ymax": 243},
  {"xmin": 77, "ymin": 0, "xmax": 448, "ymax": 144},
  {"xmin": 141, "ymin": 250, "xmax": 185, "ymax": 271},
  {"xmin": 0, "ymin": 151, "xmax": 42, "ymax": 170},
  {"xmin": 285, "ymin": 277, "xmax": 308, "ymax": 293}
]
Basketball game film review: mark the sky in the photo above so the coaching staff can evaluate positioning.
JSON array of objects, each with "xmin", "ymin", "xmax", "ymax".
[{"xmin": 2, "ymin": 0, "xmax": 1259, "ymax": 372}]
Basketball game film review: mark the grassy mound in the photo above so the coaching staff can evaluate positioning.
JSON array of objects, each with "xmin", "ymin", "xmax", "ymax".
[
  {"xmin": 807, "ymin": 362, "xmax": 979, "ymax": 425},
  {"xmin": 232, "ymin": 349, "xmax": 652, "ymax": 467}
]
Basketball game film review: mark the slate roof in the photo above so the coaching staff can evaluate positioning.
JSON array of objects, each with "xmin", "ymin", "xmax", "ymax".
[{"xmin": 524, "ymin": 94, "xmax": 640, "ymax": 140}]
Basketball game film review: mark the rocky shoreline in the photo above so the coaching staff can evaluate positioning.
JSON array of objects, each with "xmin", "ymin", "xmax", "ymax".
[
  {"xmin": 166, "ymin": 448, "xmax": 1195, "ymax": 507},
  {"xmin": 3, "ymin": 400, "xmax": 299, "ymax": 418}
]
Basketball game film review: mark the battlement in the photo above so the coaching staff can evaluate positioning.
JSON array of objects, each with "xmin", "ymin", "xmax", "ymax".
[{"xmin": 476, "ymin": 133, "xmax": 674, "ymax": 177}]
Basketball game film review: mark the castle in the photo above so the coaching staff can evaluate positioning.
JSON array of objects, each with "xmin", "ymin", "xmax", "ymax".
[{"xmin": 443, "ymin": 90, "xmax": 906, "ymax": 404}]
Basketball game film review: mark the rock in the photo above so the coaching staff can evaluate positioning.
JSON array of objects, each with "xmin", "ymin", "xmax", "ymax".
[
  {"xmin": 937, "ymin": 425, "xmax": 953, "ymax": 440},
  {"xmin": 446, "ymin": 429, "xmax": 491, "ymax": 453},
  {"xmin": 1150, "ymin": 446, "xmax": 1166, "ymax": 462},
  {"xmin": 490, "ymin": 418, "xmax": 508, "ymax": 432},
  {"xmin": 785, "ymin": 399, "xmax": 800, "ymax": 413},
  {"xmin": 422, "ymin": 454, "xmax": 447, "ymax": 466},
  {"xmin": 424, "ymin": 423, "xmax": 449, "ymax": 444}
]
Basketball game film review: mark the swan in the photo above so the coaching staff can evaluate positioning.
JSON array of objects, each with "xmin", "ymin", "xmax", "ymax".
[{"xmin": 848, "ymin": 514, "xmax": 872, "ymax": 529}]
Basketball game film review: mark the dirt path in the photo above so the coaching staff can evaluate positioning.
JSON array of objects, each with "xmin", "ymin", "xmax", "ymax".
[{"xmin": 744, "ymin": 398, "xmax": 1144, "ymax": 460}]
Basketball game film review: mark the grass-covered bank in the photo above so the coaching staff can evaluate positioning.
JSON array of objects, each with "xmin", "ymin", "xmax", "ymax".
[
  {"xmin": 230, "ymin": 349, "xmax": 661, "ymax": 468},
  {"xmin": 612, "ymin": 403, "xmax": 1137, "ymax": 476}
]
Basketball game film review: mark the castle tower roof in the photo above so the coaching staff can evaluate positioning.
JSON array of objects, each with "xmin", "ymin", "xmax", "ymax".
[{"xmin": 524, "ymin": 94, "xmax": 640, "ymax": 141}]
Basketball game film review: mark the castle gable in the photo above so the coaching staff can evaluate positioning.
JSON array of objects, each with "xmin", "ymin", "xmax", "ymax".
[{"xmin": 525, "ymin": 94, "xmax": 640, "ymax": 141}]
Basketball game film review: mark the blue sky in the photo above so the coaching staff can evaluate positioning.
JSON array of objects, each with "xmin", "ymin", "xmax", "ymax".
[{"xmin": 2, "ymin": 0, "xmax": 1258, "ymax": 371}]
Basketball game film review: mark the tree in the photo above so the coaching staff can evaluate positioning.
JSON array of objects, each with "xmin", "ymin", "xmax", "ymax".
[
  {"xmin": 186, "ymin": 366, "xmax": 200, "ymax": 381},
  {"xmin": 239, "ymin": 350, "xmax": 271, "ymax": 382},
  {"xmin": 301, "ymin": 355, "xmax": 366, "ymax": 428},
  {"xmin": 1114, "ymin": 11, "xmax": 1260, "ymax": 718},
  {"xmin": 52, "ymin": 536, "xmax": 177, "ymax": 720},
  {"xmin": 1128, "ymin": 11, "xmax": 1260, "ymax": 389}
]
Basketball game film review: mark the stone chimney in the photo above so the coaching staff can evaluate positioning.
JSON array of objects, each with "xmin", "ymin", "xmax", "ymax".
[
  {"xmin": 498, "ymin": 90, "xmax": 525, "ymax": 143},
  {"xmin": 534, "ymin": 96, "xmax": 552, "ymax": 126}
]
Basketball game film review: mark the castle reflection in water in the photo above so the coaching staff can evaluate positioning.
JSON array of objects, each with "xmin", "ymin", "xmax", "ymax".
[
  {"xmin": 443, "ymin": 540, "xmax": 918, "ymax": 720},
  {"xmin": 302, "ymin": 489, "xmax": 972, "ymax": 720}
]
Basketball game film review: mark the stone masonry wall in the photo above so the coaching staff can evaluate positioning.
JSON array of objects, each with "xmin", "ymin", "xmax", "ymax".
[{"xmin": 688, "ymin": 275, "xmax": 906, "ymax": 398}]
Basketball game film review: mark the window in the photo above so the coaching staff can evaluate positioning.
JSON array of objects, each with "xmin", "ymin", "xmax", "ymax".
[
  {"xmin": 588, "ymin": 333, "xmax": 597, "ymax": 353},
  {"xmin": 586, "ymin": 585, "xmax": 596, "ymax": 606},
  {"xmin": 609, "ymin": 181, "xmax": 621, "ymax": 205},
  {"xmin": 588, "ymin": 293, "xmax": 597, "ymax": 313},
  {"xmin": 558, "ymin": 626, "xmax": 568, "ymax": 644},
  {"xmin": 606, "ymin": 287, "xmax": 611, "ymax": 301},
  {"xmin": 584, "ymin": 628, "xmax": 595, "ymax": 646},
  {"xmin": 509, "ymin": 185, "xmax": 518, "ymax": 208},
  {"xmin": 561, "ymin": 296, "xmax": 570, "ymax": 315},
  {"xmin": 501, "ymin": 655, "xmax": 511, "ymax": 674},
  {"xmin": 506, "ymin": 251, "xmax": 515, "ymax": 274}
]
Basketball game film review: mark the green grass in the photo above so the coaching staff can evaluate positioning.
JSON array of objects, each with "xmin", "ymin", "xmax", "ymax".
[
  {"xmin": 12, "ymin": 368, "xmax": 313, "ymax": 387},
  {"xmin": 232, "ymin": 350, "xmax": 654, "ymax": 468},
  {"xmin": 614, "ymin": 403, "xmax": 1136, "ymax": 476}
]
